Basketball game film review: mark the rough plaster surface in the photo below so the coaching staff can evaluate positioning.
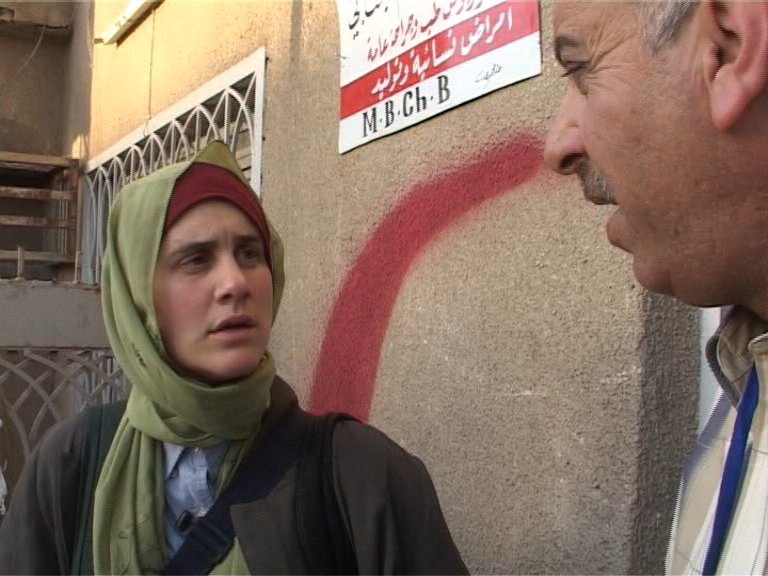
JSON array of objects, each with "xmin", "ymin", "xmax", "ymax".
[
  {"xmin": 54, "ymin": 0, "xmax": 703, "ymax": 572},
  {"xmin": 0, "ymin": 35, "xmax": 66, "ymax": 155},
  {"xmin": 0, "ymin": 281, "xmax": 107, "ymax": 348},
  {"xmin": 374, "ymin": 185, "xmax": 643, "ymax": 573}
]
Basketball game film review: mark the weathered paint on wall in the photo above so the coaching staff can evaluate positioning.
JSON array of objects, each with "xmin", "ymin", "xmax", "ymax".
[
  {"xmin": 54, "ymin": 0, "xmax": 700, "ymax": 572},
  {"xmin": 0, "ymin": 1, "xmax": 72, "ymax": 155},
  {"xmin": 0, "ymin": 1, "xmax": 84, "ymax": 280},
  {"xmin": 311, "ymin": 136, "xmax": 543, "ymax": 420}
]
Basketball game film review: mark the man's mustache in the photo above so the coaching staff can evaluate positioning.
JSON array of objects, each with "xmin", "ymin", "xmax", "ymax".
[{"xmin": 577, "ymin": 164, "xmax": 616, "ymax": 205}]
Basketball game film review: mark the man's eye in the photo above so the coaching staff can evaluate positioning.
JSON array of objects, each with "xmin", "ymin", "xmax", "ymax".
[
  {"xmin": 560, "ymin": 62, "xmax": 589, "ymax": 94},
  {"xmin": 561, "ymin": 61, "xmax": 587, "ymax": 78}
]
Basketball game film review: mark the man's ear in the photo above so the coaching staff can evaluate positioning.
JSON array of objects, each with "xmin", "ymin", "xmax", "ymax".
[{"xmin": 699, "ymin": 0, "xmax": 768, "ymax": 130}]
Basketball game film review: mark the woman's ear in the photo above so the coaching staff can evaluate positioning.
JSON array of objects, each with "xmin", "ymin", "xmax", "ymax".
[{"xmin": 699, "ymin": 0, "xmax": 768, "ymax": 130}]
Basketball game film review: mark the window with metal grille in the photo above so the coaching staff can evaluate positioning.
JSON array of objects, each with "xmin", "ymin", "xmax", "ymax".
[{"xmin": 80, "ymin": 47, "xmax": 266, "ymax": 285}]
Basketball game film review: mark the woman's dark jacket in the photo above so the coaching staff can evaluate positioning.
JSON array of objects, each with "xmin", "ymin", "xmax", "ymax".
[{"xmin": 0, "ymin": 377, "xmax": 468, "ymax": 575}]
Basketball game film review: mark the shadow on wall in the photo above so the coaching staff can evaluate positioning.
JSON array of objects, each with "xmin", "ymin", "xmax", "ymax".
[
  {"xmin": 0, "ymin": 120, "xmax": 44, "ymax": 154},
  {"xmin": 310, "ymin": 135, "xmax": 543, "ymax": 420},
  {"xmin": 0, "ymin": 418, "xmax": 5, "ymax": 517},
  {"xmin": 64, "ymin": 0, "xmax": 94, "ymax": 161}
]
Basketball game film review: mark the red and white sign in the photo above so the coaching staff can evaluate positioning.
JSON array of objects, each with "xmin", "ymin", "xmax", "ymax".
[{"xmin": 337, "ymin": 0, "xmax": 541, "ymax": 153}]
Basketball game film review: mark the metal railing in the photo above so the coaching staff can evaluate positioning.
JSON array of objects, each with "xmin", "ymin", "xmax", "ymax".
[{"xmin": 0, "ymin": 347, "xmax": 128, "ymax": 514}]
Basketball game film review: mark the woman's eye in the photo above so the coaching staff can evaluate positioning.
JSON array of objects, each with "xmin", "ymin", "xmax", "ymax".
[
  {"xmin": 180, "ymin": 253, "xmax": 210, "ymax": 269},
  {"xmin": 239, "ymin": 244, "xmax": 265, "ymax": 265}
]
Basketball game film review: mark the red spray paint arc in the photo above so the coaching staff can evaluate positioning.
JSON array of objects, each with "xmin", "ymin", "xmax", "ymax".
[{"xmin": 310, "ymin": 137, "xmax": 543, "ymax": 420}]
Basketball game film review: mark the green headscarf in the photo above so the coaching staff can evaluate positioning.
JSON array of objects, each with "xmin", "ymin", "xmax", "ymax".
[{"xmin": 93, "ymin": 141, "xmax": 285, "ymax": 574}]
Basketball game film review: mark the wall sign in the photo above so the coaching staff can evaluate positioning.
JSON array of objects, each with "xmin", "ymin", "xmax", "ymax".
[{"xmin": 338, "ymin": 0, "xmax": 541, "ymax": 153}]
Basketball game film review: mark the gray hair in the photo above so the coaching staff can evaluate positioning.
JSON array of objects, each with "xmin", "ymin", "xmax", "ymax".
[{"xmin": 639, "ymin": 1, "xmax": 698, "ymax": 51}]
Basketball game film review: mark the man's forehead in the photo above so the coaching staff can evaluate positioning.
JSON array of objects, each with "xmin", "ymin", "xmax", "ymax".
[
  {"xmin": 553, "ymin": 1, "xmax": 638, "ymax": 60},
  {"xmin": 554, "ymin": 2, "xmax": 635, "ymax": 37}
]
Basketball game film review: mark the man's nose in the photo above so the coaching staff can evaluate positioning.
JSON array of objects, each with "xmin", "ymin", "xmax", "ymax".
[
  {"xmin": 214, "ymin": 255, "xmax": 249, "ymax": 301},
  {"xmin": 544, "ymin": 84, "xmax": 586, "ymax": 175}
]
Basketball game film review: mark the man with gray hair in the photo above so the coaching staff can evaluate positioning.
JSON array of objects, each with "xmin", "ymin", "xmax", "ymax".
[{"xmin": 545, "ymin": 1, "xmax": 768, "ymax": 574}]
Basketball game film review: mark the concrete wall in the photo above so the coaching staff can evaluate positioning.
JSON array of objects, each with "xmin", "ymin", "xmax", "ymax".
[
  {"xmin": 0, "ymin": 280, "xmax": 107, "ymax": 347},
  {"xmin": 62, "ymin": 1, "xmax": 94, "ymax": 160},
  {"xmin": 0, "ymin": 1, "xmax": 83, "ymax": 279},
  {"xmin": 0, "ymin": 0, "xmax": 94, "ymax": 157},
  {"xmin": 64, "ymin": 1, "xmax": 699, "ymax": 572},
  {"xmin": 0, "ymin": 1, "xmax": 72, "ymax": 154}
]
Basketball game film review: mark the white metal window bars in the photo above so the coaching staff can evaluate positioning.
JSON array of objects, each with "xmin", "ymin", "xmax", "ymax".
[
  {"xmin": 81, "ymin": 47, "xmax": 266, "ymax": 285},
  {"xmin": 0, "ymin": 346, "xmax": 129, "ymax": 518},
  {"xmin": 0, "ymin": 348, "xmax": 129, "ymax": 452}
]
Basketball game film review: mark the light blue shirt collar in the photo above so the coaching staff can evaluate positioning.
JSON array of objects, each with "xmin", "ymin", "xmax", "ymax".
[{"xmin": 162, "ymin": 441, "xmax": 229, "ymax": 556}]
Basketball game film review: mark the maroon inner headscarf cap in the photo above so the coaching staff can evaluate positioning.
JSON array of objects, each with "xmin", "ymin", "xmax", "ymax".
[{"xmin": 164, "ymin": 162, "xmax": 272, "ymax": 271}]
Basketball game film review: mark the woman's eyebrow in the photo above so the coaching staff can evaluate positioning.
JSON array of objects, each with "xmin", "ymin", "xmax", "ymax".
[
  {"xmin": 165, "ymin": 233, "xmax": 263, "ymax": 258},
  {"xmin": 165, "ymin": 240, "xmax": 216, "ymax": 260},
  {"xmin": 233, "ymin": 233, "xmax": 263, "ymax": 244}
]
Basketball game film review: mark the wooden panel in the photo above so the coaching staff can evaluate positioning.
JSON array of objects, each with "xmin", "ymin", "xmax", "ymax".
[
  {"xmin": 67, "ymin": 159, "xmax": 80, "ymax": 261},
  {"xmin": 0, "ymin": 186, "xmax": 73, "ymax": 201},
  {"xmin": 0, "ymin": 250, "xmax": 74, "ymax": 264},
  {"xmin": 0, "ymin": 216, "xmax": 72, "ymax": 229},
  {"xmin": 0, "ymin": 152, "xmax": 73, "ymax": 169}
]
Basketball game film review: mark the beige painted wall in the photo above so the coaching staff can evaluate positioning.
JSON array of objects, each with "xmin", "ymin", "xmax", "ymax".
[{"xmin": 63, "ymin": 0, "xmax": 699, "ymax": 572}]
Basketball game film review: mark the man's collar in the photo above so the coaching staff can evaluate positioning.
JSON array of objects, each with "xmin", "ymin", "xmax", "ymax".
[{"xmin": 707, "ymin": 306, "xmax": 768, "ymax": 405}]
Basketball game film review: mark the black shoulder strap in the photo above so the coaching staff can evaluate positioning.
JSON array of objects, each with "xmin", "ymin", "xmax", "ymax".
[
  {"xmin": 296, "ymin": 412, "xmax": 358, "ymax": 575},
  {"xmin": 71, "ymin": 400, "xmax": 127, "ymax": 575},
  {"xmin": 69, "ymin": 402, "xmax": 356, "ymax": 576},
  {"xmin": 161, "ymin": 407, "xmax": 313, "ymax": 575}
]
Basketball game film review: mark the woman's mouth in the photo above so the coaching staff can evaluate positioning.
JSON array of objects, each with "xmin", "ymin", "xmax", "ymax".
[{"xmin": 210, "ymin": 315, "xmax": 256, "ymax": 337}]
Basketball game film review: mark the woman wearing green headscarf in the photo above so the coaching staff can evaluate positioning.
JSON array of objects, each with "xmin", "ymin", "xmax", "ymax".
[{"xmin": 0, "ymin": 142, "xmax": 467, "ymax": 575}]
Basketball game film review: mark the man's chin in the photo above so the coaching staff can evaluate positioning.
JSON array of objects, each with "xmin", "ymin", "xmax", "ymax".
[
  {"xmin": 631, "ymin": 258, "xmax": 675, "ymax": 297},
  {"xmin": 605, "ymin": 210, "xmax": 627, "ymax": 252}
]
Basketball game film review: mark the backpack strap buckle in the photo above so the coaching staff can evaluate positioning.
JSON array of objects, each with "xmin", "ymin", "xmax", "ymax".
[{"xmin": 184, "ymin": 516, "xmax": 233, "ymax": 566}]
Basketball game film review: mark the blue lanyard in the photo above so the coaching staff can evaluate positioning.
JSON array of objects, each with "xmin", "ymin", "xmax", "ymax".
[{"xmin": 703, "ymin": 366, "xmax": 760, "ymax": 575}]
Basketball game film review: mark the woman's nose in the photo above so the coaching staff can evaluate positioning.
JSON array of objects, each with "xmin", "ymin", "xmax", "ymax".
[{"xmin": 214, "ymin": 255, "xmax": 249, "ymax": 301}]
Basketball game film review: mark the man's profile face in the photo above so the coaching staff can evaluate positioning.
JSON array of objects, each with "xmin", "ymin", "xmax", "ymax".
[{"xmin": 543, "ymin": 2, "xmax": 740, "ymax": 306}]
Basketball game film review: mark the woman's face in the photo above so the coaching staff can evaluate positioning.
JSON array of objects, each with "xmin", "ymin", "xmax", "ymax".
[{"xmin": 153, "ymin": 200, "xmax": 273, "ymax": 383}]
